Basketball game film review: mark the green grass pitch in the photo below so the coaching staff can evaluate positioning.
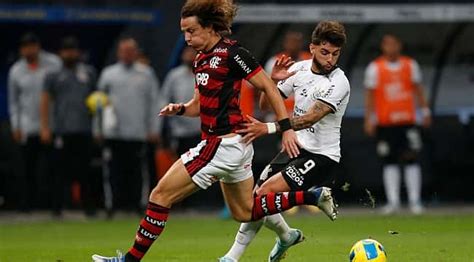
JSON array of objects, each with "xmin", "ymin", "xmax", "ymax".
[{"xmin": 1, "ymin": 213, "xmax": 473, "ymax": 261}]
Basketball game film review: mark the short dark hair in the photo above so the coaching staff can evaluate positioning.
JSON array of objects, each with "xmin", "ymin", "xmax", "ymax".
[
  {"xmin": 311, "ymin": 21, "xmax": 347, "ymax": 47},
  {"xmin": 382, "ymin": 33, "xmax": 401, "ymax": 43},
  {"xmin": 60, "ymin": 36, "xmax": 79, "ymax": 50},
  {"xmin": 118, "ymin": 37, "xmax": 138, "ymax": 47},
  {"xmin": 20, "ymin": 32, "xmax": 40, "ymax": 47},
  {"xmin": 181, "ymin": 0, "xmax": 237, "ymax": 35}
]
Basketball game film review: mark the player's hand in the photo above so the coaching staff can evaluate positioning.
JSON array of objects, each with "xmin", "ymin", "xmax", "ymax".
[
  {"xmin": 147, "ymin": 133, "xmax": 160, "ymax": 144},
  {"xmin": 271, "ymin": 55, "xmax": 296, "ymax": 82},
  {"xmin": 364, "ymin": 119, "xmax": 376, "ymax": 137},
  {"xmin": 281, "ymin": 129, "xmax": 301, "ymax": 158},
  {"xmin": 12, "ymin": 129, "xmax": 23, "ymax": 143},
  {"xmin": 94, "ymin": 134, "xmax": 104, "ymax": 145},
  {"xmin": 159, "ymin": 103, "xmax": 184, "ymax": 116},
  {"xmin": 422, "ymin": 114, "xmax": 432, "ymax": 129},
  {"xmin": 40, "ymin": 127, "xmax": 52, "ymax": 144},
  {"xmin": 236, "ymin": 115, "xmax": 269, "ymax": 144}
]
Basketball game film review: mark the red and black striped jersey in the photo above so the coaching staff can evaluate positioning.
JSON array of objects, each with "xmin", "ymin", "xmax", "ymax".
[{"xmin": 193, "ymin": 38, "xmax": 262, "ymax": 139}]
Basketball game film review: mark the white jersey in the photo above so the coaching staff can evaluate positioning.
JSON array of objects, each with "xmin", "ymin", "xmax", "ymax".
[{"xmin": 278, "ymin": 60, "xmax": 350, "ymax": 162}]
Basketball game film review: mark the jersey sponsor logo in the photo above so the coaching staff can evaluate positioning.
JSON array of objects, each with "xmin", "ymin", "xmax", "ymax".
[
  {"xmin": 300, "ymin": 88, "xmax": 308, "ymax": 97},
  {"xmin": 261, "ymin": 196, "xmax": 269, "ymax": 214},
  {"xmin": 145, "ymin": 216, "xmax": 166, "ymax": 227},
  {"xmin": 233, "ymin": 54, "xmax": 252, "ymax": 74},
  {"xmin": 196, "ymin": 72, "xmax": 209, "ymax": 86},
  {"xmin": 285, "ymin": 165, "xmax": 304, "ymax": 187},
  {"xmin": 213, "ymin": 47, "xmax": 228, "ymax": 53},
  {"xmin": 311, "ymin": 86, "xmax": 334, "ymax": 101},
  {"xmin": 210, "ymin": 56, "xmax": 221, "ymax": 69},
  {"xmin": 275, "ymin": 194, "xmax": 282, "ymax": 211},
  {"xmin": 140, "ymin": 228, "xmax": 158, "ymax": 239}
]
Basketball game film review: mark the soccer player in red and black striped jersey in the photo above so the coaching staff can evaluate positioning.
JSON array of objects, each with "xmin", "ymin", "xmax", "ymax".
[{"xmin": 92, "ymin": 1, "xmax": 334, "ymax": 261}]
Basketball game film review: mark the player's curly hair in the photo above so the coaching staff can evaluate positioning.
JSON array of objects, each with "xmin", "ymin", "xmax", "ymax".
[
  {"xmin": 311, "ymin": 21, "xmax": 347, "ymax": 47},
  {"xmin": 181, "ymin": 0, "xmax": 237, "ymax": 35}
]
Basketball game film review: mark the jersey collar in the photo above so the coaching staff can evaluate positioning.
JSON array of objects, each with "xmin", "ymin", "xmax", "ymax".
[
  {"xmin": 311, "ymin": 65, "xmax": 338, "ymax": 76},
  {"xmin": 202, "ymin": 37, "xmax": 224, "ymax": 54}
]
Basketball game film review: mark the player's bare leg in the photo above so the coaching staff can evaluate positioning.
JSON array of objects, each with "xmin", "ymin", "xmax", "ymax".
[
  {"xmin": 220, "ymin": 167, "xmax": 293, "ymax": 262},
  {"xmin": 93, "ymin": 159, "xmax": 199, "ymax": 262},
  {"xmin": 220, "ymin": 172, "xmax": 303, "ymax": 262},
  {"xmin": 220, "ymin": 177, "xmax": 255, "ymax": 222},
  {"xmin": 220, "ymin": 169, "xmax": 337, "ymax": 262}
]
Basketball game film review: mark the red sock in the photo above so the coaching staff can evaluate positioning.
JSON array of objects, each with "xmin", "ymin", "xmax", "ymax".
[
  {"xmin": 126, "ymin": 202, "xmax": 169, "ymax": 260},
  {"xmin": 251, "ymin": 191, "xmax": 316, "ymax": 221}
]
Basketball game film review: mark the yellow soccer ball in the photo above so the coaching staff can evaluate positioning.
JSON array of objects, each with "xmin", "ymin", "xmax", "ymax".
[
  {"xmin": 349, "ymin": 239, "xmax": 387, "ymax": 262},
  {"xmin": 86, "ymin": 91, "xmax": 109, "ymax": 114}
]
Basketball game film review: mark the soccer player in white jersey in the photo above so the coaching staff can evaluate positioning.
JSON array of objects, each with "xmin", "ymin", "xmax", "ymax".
[{"xmin": 219, "ymin": 21, "xmax": 350, "ymax": 262}]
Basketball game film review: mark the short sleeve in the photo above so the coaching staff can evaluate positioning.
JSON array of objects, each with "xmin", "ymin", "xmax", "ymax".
[
  {"xmin": 43, "ymin": 72, "xmax": 56, "ymax": 94},
  {"xmin": 363, "ymin": 62, "xmax": 377, "ymax": 89},
  {"xmin": 277, "ymin": 76, "xmax": 295, "ymax": 99},
  {"xmin": 317, "ymin": 77, "xmax": 350, "ymax": 113},
  {"xmin": 97, "ymin": 69, "xmax": 109, "ymax": 92},
  {"xmin": 228, "ymin": 46, "xmax": 262, "ymax": 80},
  {"xmin": 411, "ymin": 59, "xmax": 422, "ymax": 84}
]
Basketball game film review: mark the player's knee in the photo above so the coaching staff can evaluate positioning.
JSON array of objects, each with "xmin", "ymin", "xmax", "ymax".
[
  {"xmin": 255, "ymin": 185, "xmax": 271, "ymax": 196},
  {"xmin": 149, "ymin": 184, "xmax": 174, "ymax": 207},
  {"xmin": 231, "ymin": 209, "xmax": 252, "ymax": 222}
]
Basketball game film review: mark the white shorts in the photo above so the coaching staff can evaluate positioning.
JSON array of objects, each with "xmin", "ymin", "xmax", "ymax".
[{"xmin": 180, "ymin": 135, "xmax": 254, "ymax": 189}]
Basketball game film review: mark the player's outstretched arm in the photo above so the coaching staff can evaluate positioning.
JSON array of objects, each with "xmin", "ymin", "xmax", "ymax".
[
  {"xmin": 237, "ymin": 100, "xmax": 332, "ymax": 143},
  {"xmin": 363, "ymin": 89, "xmax": 376, "ymax": 137},
  {"xmin": 414, "ymin": 83, "xmax": 432, "ymax": 128},
  {"xmin": 249, "ymin": 70, "xmax": 300, "ymax": 158},
  {"xmin": 286, "ymin": 100, "xmax": 333, "ymax": 131},
  {"xmin": 159, "ymin": 88, "xmax": 200, "ymax": 117}
]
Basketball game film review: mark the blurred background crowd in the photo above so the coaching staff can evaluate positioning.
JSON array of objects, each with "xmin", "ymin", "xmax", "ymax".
[{"xmin": 0, "ymin": 0, "xmax": 473, "ymax": 219}]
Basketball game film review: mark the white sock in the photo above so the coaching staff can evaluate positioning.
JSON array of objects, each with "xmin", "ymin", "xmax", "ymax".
[
  {"xmin": 383, "ymin": 164, "xmax": 401, "ymax": 207},
  {"xmin": 224, "ymin": 219, "xmax": 264, "ymax": 260},
  {"xmin": 404, "ymin": 164, "xmax": 422, "ymax": 206},
  {"xmin": 263, "ymin": 214, "xmax": 292, "ymax": 242}
]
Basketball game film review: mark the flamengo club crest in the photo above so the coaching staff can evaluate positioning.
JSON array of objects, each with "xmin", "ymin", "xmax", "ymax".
[{"xmin": 210, "ymin": 56, "xmax": 221, "ymax": 69}]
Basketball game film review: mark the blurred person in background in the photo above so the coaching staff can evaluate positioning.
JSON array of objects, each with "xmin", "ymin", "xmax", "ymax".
[
  {"xmin": 364, "ymin": 33, "xmax": 431, "ymax": 215},
  {"xmin": 264, "ymin": 31, "xmax": 312, "ymax": 117},
  {"xmin": 97, "ymin": 37, "xmax": 161, "ymax": 217},
  {"xmin": 0, "ymin": 87, "xmax": 22, "ymax": 209},
  {"xmin": 40, "ymin": 36, "xmax": 97, "ymax": 217},
  {"xmin": 8, "ymin": 33, "xmax": 61, "ymax": 211},
  {"xmin": 161, "ymin": 46, "xmax": 200, "ymax": 156},
  {"xmin": 136, "ymin": 50, "xmax": 161, "ymax": 198}
]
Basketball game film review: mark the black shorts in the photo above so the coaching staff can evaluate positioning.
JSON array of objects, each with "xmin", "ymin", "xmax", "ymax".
[
  {"xmin": 376, "ymin": 125, "xmax": 422, "ymax": 164},
  {"xmin": 257, "ymin": 149, "xmax": 337, "ymax": 191}
]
